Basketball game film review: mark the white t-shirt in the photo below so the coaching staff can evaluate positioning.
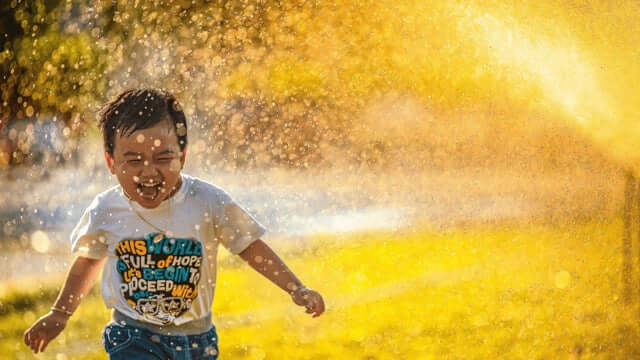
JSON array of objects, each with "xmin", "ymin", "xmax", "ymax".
[{"xmin": 70, "ymin": 173, "xmax": 266, "ymax": 328}]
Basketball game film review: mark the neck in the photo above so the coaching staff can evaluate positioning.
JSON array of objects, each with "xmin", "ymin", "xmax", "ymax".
[{"xmin": 166, "ymin": 175, "xmax": 183, "ymax": 199}]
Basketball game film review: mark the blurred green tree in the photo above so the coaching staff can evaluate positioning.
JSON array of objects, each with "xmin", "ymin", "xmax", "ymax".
[{"xmin": 1, "ymin": 0, "xmax": 108, "ymax": 130}]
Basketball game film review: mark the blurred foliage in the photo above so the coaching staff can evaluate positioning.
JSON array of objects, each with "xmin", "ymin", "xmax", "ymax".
[
  {"xmin": 0, "ymin": 0, "xmax": 108, "ymax": 127},
  {"xmin": 0, "ymin": 0, "xmax": 638, "ymax": 170},
  {"xmin": 0, "ymin": 284, "xmax": 59, "ymax": 317}
]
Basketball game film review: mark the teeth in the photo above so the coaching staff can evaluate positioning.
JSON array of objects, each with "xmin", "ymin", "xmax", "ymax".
[{"xmin": 140, "ymin": 182, "xmax": 161, "ymax": 187}]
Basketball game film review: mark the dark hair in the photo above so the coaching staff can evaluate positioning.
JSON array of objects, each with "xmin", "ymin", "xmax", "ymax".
[{"xmin": 98, "ymin": 88, "xmax": 187, "ymax": 156}]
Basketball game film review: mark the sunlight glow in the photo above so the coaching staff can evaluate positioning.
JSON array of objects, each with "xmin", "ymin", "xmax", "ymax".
[{"xmin": 462, "ymin": 5, "xmax": 614, "ymax": 128}]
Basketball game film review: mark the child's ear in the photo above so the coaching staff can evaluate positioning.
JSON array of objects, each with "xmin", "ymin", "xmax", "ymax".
[{"xmin": 105, "ymin": 152, "xmax": 116, "ymax": 174}]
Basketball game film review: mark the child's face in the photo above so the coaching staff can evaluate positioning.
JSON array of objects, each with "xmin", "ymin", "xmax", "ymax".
[{"xmin": 105, "ymin": 118, "xmax": 186, "ymax": 209}]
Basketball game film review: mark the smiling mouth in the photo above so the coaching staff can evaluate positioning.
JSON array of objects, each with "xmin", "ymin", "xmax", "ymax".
[{"xmin": 136, "ymin": 181, "xmax": 166, "ymax": 200}]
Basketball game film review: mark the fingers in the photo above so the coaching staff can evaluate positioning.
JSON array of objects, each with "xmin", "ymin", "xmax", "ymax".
[
  {"xmin": 39, "ymin": 337, "xmax": 49, "ymax": 353},
  {"xmin": 312, "ymin": 295, "xmax": 325, "ymax": 317},
  {"xmin": 27, "ymin": 333, "xmax": 39, "ymax": 353},
  {"xmin": 24, "ymin": 327, "xmax": 50, "ymax": 354},
  {"xmin": 304, "ymin": 292, "xmax": 325, "ymax": 318},
  {"xmin": 34, "ymin": 338, "xmax": 43, "ymax": 353},
  {"xmin": 30, "ymin": 336, "xmax": 48, "ymax": 354},
  {"xmin": 24, "ymin": 328, "xmax": 37, "ymax": 353},
  {"xmin": 293, "ymin": 289, "xmax": 325, "ymax": 318},
  {"xmin": 25, "ymin": 332, "xmax": 36, "ymax": 353}
]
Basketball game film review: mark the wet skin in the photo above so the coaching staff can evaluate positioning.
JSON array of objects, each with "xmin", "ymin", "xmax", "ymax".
[{"xmin": 104, "ymin": 118, "xmax": 186, "ymax": 209}]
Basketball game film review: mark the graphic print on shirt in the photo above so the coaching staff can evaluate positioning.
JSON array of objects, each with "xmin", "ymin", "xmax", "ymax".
[{"xmin": 115, "ymin": 232, "xmax": 202, "ymax": 325}]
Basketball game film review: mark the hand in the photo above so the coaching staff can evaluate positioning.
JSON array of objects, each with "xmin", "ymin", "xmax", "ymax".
[
  {"xmin": 291, "ymin": 286, "xmax": 325, "ymax": 318},
  {"xmin": 24, "ymin": 311, "xmax": 69, "ymax": 354}
]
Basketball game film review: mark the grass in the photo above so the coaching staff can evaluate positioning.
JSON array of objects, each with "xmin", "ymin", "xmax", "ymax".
[{"xmin": 1, "ymin": 218, "xmax": 639, "ymax": 359}]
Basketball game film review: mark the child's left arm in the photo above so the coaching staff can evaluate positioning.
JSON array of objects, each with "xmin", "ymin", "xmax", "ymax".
[{"xmin": 238, "ymin": 239, "xmax": 325, "ymax": 317}]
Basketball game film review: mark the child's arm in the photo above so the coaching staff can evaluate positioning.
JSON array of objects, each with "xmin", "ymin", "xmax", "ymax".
[
  {"xmin": 23, "ymin": 256, "xmax": 106, "ymax": 354},
  {"xmin": 238, "ymin": 239, "xmax": 325, "ymax": 317}
]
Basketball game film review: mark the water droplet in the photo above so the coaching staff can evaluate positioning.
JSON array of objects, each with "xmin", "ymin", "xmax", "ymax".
[{"xmin": 31, "ymin": 230, "xmax": 50, "ymax": 253}]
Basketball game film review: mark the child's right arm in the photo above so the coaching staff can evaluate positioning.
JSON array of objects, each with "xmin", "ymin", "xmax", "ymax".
[{"xmin": 23, "ymin": 256, "xmax": 105, "ymax": 354}]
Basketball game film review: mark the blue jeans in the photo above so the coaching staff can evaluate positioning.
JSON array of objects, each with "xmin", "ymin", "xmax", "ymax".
[{"xmin": 102, "ymin": 322, "xmax": 219, "ymax": 360}]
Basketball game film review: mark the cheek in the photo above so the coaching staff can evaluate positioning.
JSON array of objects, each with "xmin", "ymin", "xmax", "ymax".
[
  {"xmin": 115, "ymin": 170, "xmax": 136, "ymax": 184},
  {"xmin": 161, "ymin": 172, "xmax": 181, "ymax": 186},
  {"xmin": 169, "ymin": 159, "xmax": 182, "ymax": 172}
]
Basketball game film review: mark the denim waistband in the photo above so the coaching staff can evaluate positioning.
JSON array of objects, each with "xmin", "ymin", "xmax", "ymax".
[
  {"xmin": 102, "ymin": 321, "xmax": 219, "ymax": 359},
  {"xmin": 111, "ymin": 309, "xmax": 213, "ymax": 336}
]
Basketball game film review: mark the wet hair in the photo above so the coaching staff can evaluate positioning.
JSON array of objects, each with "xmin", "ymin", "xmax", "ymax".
[{"xmin": 98, "ymin": 88, "xmax": 187, "ymax": 156}]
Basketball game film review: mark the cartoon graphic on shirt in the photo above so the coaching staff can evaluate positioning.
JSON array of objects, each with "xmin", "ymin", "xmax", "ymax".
[{"xmin": 115, "ymin": 232, "xmax": 202, "ymax": 324}]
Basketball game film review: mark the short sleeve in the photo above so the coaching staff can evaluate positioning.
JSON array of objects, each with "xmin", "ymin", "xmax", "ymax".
[
  {"xmin": 70, "ymin": 196, "xmax": 108, "ymax": 259},
  {"xmin": 214, "ymin": 191, "xmax": 266, "ymax": 255}
]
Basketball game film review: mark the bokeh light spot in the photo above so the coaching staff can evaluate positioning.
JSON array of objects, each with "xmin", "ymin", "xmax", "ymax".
[
  {"xmin": 31, "ymin": 230, "xmax": 50, "ymax": 253},
  {"xmin": 169, "ymin": 159, "xmax": 181, "ymax": 171}
]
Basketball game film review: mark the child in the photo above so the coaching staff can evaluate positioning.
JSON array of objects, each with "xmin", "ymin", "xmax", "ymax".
[{"xmin": 23, "ymin": 88, "xmax": 325, "ymax": 359}]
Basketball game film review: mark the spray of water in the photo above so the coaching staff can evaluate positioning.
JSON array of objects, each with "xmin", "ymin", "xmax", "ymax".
[{"xmin": 0, "ymin": 0, "xmax": 635, "ymax": 281}]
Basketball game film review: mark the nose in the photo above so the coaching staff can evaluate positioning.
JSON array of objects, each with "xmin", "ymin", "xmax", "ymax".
[{"xmin": 139, "ymin": 161, "xmax": 160, "ymax": 179}]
